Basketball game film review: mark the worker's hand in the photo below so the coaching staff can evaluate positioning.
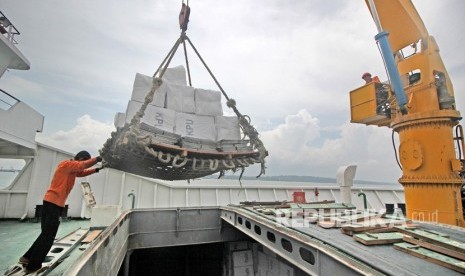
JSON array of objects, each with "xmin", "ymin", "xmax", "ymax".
[
  {"xmin": 96, "ymin": 156, "xmax": 103, "ymax": 162},
  {"xmin": 95, "ymin": 162, "xmax": 108, "ymax": 173}
]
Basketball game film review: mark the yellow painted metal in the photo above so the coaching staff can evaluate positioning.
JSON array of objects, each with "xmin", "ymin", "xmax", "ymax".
[
  {"xmin": 351, "ymin": 0, "xmax": 465, "ymax": 226},
  {"xmin": 365, "ymin": 0, "xmax": 429, "ymax": 53},
  {"xmin": 397, "ymin": 36, "xmax": 456, "ymax": 112},
  {"xmin": 393, "ymin": 112, "xmax": 463, "ymax": 226},
  {"xmin": 349, "ymin": 83, "xmax": 390, "ymax": 126},
  {"xmin": 403, "ymin": 183, "xmax": 462, "ymax": 226}
]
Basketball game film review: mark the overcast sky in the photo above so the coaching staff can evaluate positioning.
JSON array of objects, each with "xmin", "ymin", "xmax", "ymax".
[{"xmin": 1, "ymin": 0, "xmax": 464, "ymax": 182}]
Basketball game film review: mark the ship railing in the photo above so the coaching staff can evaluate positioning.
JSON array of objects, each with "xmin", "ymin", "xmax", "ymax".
[
  {"xmin": 0, "ymin": 11, "xmax": 20, "ymax": 45},
  {"xmin": 0, "ymin": 88, "xmax": 20, "ymax": 111}
]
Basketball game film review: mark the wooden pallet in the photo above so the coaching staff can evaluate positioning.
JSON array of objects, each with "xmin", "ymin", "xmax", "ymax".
[
  {"xmin": 354, "ymin": 232, "xmax": 404, "ymax": 245},
  {"xmin": 394, "ymin": 226, "xmax": 465, "ymax": 255},
  {"xmin": 403, "ymin": 235, "xmax": 465, "ymax": 261},
  {"xmin": 82, "ymin": 230, "xmax": 103, "ymax": 244},
  {"xmin": 341, "ymin": 218, "xmax": 409, "ymax": 236},
  {"xmin": 394, "ymin": 242, "xmax": 465, "ymax": 274}
]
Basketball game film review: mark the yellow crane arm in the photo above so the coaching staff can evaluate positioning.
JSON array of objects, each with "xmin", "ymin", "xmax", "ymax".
[{"xmin": 365, "ymin": 0, "xmax": 429, "ymax": 53}]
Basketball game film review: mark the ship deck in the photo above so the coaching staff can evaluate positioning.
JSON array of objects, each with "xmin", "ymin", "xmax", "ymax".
[
  {"xmin": 222, "ymin": 205, "xmax": 465, "ymax": 275},
  {"xmin": 2, "ymin": 207, "xmax": 465, "ymax": 275},
  {"xmin": 0, "ymin": 219, "xmax": 90, "ymax": 275}
]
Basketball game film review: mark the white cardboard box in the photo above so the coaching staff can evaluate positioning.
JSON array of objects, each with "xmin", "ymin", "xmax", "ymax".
[
  {"xmin": 195, "ymin": 88, "xmax": 223, "ymax": 116},
  {"xmin": 256, "ymin": 252, "xmax": 268, "ymax": 276},
  {"xmin": 232, "ymin": 250, "xmax": 253, "ymax": 268},
  {"xmin": 267, "ymin": 256, "xmax": 279, "ymax": 272},
  {"xmin": 125, "ymin": 101, "xmax": 176, "ymax": 133},
  {"xmin": 233, "ymin": 265, "xmax": 254, "ymax": 276},
  {"xmin": 166, "ymin": 82, "xmax": 195, "ymax": 113},
  {"xmin": 279, "ymin": 262, "xmax": 295, "ymax": 276},
  {"xmin": 175, "ymin": 112, "xmax": 216, "ymax": 141},
  {"xmin": 215, "ymin": 116, "xmax": 241, "ymax": 141},
  {"xmin": 161, "ymin": 65, "xmax": 187, "ymax": 85},
  {"xmin": 114, "ymin": 112, "xmax": 126, "ymax": 128},
  {"xmin": 257, "ymin": 251, "xmax": 281, "ymax": 276},
  {"xmin": 262, "ymin": 246, "xmax": 277, "ymax": 258},
  {"xmin": 226, "ymin": 241, "xmax": 249, "ymax": 252},
  {"xmin": 131, "ymin": 73, "xmax": 167, "ymax": 107}
]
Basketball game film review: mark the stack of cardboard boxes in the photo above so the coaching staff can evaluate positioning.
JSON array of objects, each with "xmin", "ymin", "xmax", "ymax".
[
  {"xmin": 224, "ymin": 241, "xmax": 295, "ymax": 276},
  {"xmin": 256, "ymin": 247, "xmax": 294, "ymax": 276},
  {"xmin": 114, "ymin": 65, "xmax": 241, "ymax": 144},
  {"xmin": 223, "ymin": 241, "xmax": 253, "ymax": 276}
]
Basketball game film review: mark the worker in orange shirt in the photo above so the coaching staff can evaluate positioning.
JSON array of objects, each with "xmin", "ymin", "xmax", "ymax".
[
  {"xmin": 17, "ymin": 151, "xmax": 103, "ymax": 275},
  {"xmin": 362, "ymin": 72, "xmax": 380, "ymax": 84}
]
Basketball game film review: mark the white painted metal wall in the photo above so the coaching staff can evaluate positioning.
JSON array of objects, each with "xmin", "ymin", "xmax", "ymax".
[
  {"xmin": 0, "ymin": 143, "xmax": 405, "ymax": 219},
  {"xmin": 0, "ymin": 101, "xmax": 44, "ymax": 151},
  {"xmin": 0, "ymin": 143, "xmax": 73, "ymax": 218}
]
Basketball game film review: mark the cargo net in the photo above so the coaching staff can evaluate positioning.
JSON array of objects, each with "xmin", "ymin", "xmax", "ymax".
[{"xmin": 100, "ymin": 33, "xmax": 267, "ymax": 181}]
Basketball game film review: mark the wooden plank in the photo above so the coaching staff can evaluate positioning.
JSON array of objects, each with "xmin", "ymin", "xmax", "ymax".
[
  {"xmin": 341, "ymin": 224, "xmax": 400, "ymax": 236},
  {"xmin": 251, "ymin": 204, "xmax": 290, "ymax": 210},
  {"xmin": 150, "ymin": 141, "xmax": 257, "ymax": 156},
  {"xmin": 354, "ymin": 232, "xmax": 404, "ymax": 245},
  {"xmin": 352, "ymin": 212, "xmax": 381, "ymax": 222},
  {"xmin": 342, "ymin": 218, "xmax": 407, "ymax": 232},
  {"xmin": 291, "ymin": 202, "xmax": 356, "ymax": 210},
  {"xmin": 317, "ymin": 216, "xmax": 356, "ymax": 229},
  {"xmin": 344, "ymin": 218, "xmax": 388, "ymax": 232},
  {"xmin": 403, "ymin": 235, "xmax": 465, "ymax": 261},
  {"xmin": 341, "ymin": 228, "xmax": 354, "ymax": 236},
  {"xmin": 354, "ymin": 214, "xmax": 378, "ymax": 222},
  {"xmin": 318, "ymin": 220, "xmax": 339, "ymax": 229},
  {"xmin": 261, "ymin": 209, "xmax": 275, "ymax": 216},
  {"xmin": 394, "ymin": 242, "xmax": 465, "ymax": 274},
  {"xmin": 271, "ymin": 209, "xmax": 292, "ymax": 217},
  {"xmin": 422, "ymin": 229, "xmax": 450, "ymax": 238},
  {"xmin": 305, "ymin": 213, "xmax": 319, "ymax": 224},
  {"xmin": 366, "ymin": 227, "xmax": 399, "ymax": 234},
  {"xmin": 310, "ymin": 200, "xmax": 336, "ymax": 205},
  {"xmin": 395, "ymin": 226, "xmax": 465, "ymax": 254},
  {"xmin": 318, "ymin": 212, "xmax": 387, "ymax": 230},
  {"xmin": 81, "ymin": 230, "xmax": 103, "ymax": 244},
  {"xmin": 342, "ymin": 223, "xmax": 383, "ymax": 233},
  {"xmin": 241, "ymin": 201, "xmax": 288, "ymax": 207}
]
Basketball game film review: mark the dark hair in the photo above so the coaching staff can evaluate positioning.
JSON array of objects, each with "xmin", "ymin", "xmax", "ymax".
[{"xmin": 74, "ymin": 151, "xmax": 91, "ymax": 161}]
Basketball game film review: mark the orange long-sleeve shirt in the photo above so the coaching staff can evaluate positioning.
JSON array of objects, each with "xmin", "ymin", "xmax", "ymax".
[{"xmin": 43, "ymin": 157, "xmax": 98, "ymax": 207}]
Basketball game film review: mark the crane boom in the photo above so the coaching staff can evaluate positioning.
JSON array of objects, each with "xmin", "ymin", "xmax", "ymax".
[{"xmin": 365, "ymin": 0, "xmax": 429, "ymax": 53}]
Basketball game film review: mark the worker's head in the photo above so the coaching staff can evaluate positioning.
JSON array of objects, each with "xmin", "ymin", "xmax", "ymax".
[
  {"xmin": 74, "ymin": 151, "xmax": 91, "ymax": 161},
  {"xmin": 362, "ymin": 72, "xmax": 372, "ymax": 83}
]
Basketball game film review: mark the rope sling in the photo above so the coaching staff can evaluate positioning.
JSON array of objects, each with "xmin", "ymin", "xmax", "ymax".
[{"xmin": 100, "ymin": 3, "xmax": 268, "ymax": 180}]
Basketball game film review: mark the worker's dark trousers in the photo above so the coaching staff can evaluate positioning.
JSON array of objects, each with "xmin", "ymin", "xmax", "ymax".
[{"xmin": 23, "ymin": 201, "xmax": 63, "ymax": 270}]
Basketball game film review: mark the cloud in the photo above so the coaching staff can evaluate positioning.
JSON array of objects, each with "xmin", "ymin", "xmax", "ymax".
[
  {"xmin": 261, "ymin": 110, "xmax": 320, "ymax": 154},
  {"xmin": 260, "ymin": 110, "xmax": 400, "ymax": 181},
  {"xmin": 36, "ymin": 115, "xmax": 114, "ymax": 156}
]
